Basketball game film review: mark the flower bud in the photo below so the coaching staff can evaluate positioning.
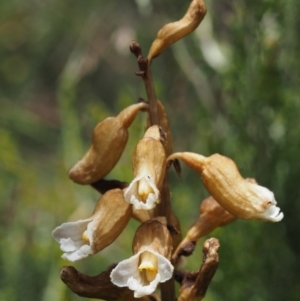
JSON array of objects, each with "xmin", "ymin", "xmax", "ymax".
[
  {"xmin": 68, "ymin": 102, "xmax": 148, "ymax": 184},
  {"xmin": 124, "ymin": 125, "xmax": 166, "ymax": 210},
  {"xmin": 167, "ymin": 152, "xmax": 284, "ymax": 222},
  {"xmin": 172, "ymin": 196, "xmax": 236, "ymax": 263},
  {"xmin": 148, "ymin": 0, "xmax": 207, "ymax": 60},
  {"xmin": 52, "ymin": 189, "xmax": 132, "ymax": 261},
  {"xmin": 110, "ymin": 218, "xmax": 173, "ymax": 298}
]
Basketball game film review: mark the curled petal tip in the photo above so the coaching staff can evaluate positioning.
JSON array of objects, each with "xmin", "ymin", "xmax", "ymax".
[
  {"xmin": 258, "ymin": 205, "xmax": 284, "ymax": 222},
  {"xmin": 124, "ymin": 175, "xmax": 161, "ymax": 210}
]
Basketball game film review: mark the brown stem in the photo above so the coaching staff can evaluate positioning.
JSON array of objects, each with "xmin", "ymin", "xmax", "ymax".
[
  {"xmin": 161, "ymin": 276, "xmax": 176, "ymax": 301},
  {"xmin": 60, "ymin": 265, "xmax": 154, "ymax": 301},
  {"xmin": 176, "ymin": 238, "xmax": 220, "ymax": 301},
  {"xmin": 91, "ymin": 179, "xmax": 128, "ymax": 194},
  {"xmin": 130, "ymin": 41, "xmax": 160, "ymax": 126},
  {"xmin": 143, "ymin": 66, "xmax": 160, "ymax": 125},
  {"xmin": 130, "ymin": 40, "xmax": 175, "ymax": 301}
]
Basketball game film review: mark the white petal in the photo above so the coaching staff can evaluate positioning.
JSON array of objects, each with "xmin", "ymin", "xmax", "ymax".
[
  {"xmin": 129, "ymin": 193, "xmax": 158, "ymax": 210},
  {"xmin": 52, "ymin": 218, "xmax": 94, "ymax": 261},
  {"xmin": 124, "ymin": 174, "xmax": 160, "ymax": 210},
  {"xmin": 254, "ymin": 185, "xmax": 276, "ymax": 204},
  {"xmin": 124, "ymin": 175, "xmax": 142, "ymax": 203},
  {"xmin": 52, "ymin": 218, "xmax": 92, "ymax": 242},
  {"xmin": 131, "ymin": 273, "xmax": 161, "ymax": 298},
  {"xmin": 252, "ymin": 185, "xmax": 284, "ymax": 222},
  {"xmin": 110, "ymin": 253, "xmax": 141, "ymax": 287},
  {"xmin": 59, "ymin": 238, "xmax": 77, "ymax": 252},
  {"xmin": 62, "ymin": 244, "xmax": 93, "ymax": 262},
  {"xmin": 110, "ymin": 247, "xmax": 173, "ymax": 297},
  {"xmin": 257, "ymin": 204, "xmax": 284, "ymax": 222},
  {"xmin": 156, "ymin": 253, "xmax": 174, "ymax": 282}
]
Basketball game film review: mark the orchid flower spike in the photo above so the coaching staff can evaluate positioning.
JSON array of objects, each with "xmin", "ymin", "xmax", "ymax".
[
  {"xmin": 124, "ymin": 125, "xmax": 166, "ymax": 210},
  {"xmin": 167, "ymin": 152, "xmax": 284, "ymax": 222},
  {"xmin": 68, "ymin": 102, "xmax": 148, "ymax": 184},
  {"xmin": 111, "ymin": 217, "xmax": 174, "ymax": 298},
  {"xmin": 52, "ymin": 189, "xmax": 132, "ymax": 262}
]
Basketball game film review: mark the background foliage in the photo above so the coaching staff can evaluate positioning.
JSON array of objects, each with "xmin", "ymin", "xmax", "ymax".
[{"xmin": 1, "ymin": 0, "xmax": 299, "ymax": 300}]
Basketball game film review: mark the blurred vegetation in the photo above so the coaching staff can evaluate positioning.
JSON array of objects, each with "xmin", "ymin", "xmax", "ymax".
[{"xmin": 1, "ymin": 0, "xmax": 299, "ymax": 300}]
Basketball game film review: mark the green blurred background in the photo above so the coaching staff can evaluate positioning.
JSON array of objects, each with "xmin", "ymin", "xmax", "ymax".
[{"xmin": 1, "ymin": 0, "xmax": 299, "ymax": 300}]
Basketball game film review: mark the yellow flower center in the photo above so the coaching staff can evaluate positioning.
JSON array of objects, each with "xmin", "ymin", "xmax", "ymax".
[
  {"xmin": 138, "ymin": 178, "xmax": 154, "ymax": 201},
  {"xmin": 82, "ymin": 230, "xmax": 90, "ymax": 244},
  {"xmin": 138, "ymin": 251, "xmax": 158, "ymax": 282}
]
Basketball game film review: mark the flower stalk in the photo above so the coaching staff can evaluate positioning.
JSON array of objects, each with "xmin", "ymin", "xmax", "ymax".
[
  {"xmin": 130, "ymin": 41, "xmax": 176, "ymax": 301},
  {"xmin": 130, "ymin": 41, "xmax": 160, "ymax": 126},
  {"xmin": 52, "ymin": 1, "xmax": 284, "ymax": 300}
]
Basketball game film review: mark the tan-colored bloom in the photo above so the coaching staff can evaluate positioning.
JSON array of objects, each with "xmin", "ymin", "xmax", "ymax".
[
  {"xmin": 172, "ymin": 196, "xmax": 236, "ymax": 263},
  {"xmin": 167, "ymin": 152, "xmax": 284, "ymax": 222},
  {"xmin": 148, "ymin": 0, "xmax": 207, "ymax": 60},
  {"xmin": 52, "ymin": 189, "xmax": 132, "ymax": 261},
  {"xmin": 68, "ymin": 102, "xmax": 148, "ymax": 184},
  {"xmin": 124, "ymin": 126, "xmax": 166, "ymax": 210},
  {"xmin": 110, "ymin": 218, "xmax": 173, "ymax": 298}
]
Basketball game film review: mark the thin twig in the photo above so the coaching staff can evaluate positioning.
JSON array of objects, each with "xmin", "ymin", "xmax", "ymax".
[
  {"xmin": 91, "ymin": 179, "xmax": 128, "ymax": 194},
  {"xmin": 176, "ymin": 238, "xmax": 220, "ymax": 301},
  {"xmin": 130, "ymin": 41, "xmax": 160, "ymax": 126}
]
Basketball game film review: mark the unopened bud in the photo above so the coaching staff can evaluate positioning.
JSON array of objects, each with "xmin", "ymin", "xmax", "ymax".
[
  {"xmin": 68, "ymin": 102, "xmax": 148, "ymax": 184},
  {"xmin": 148, "ymin": 0, "xmax": 207, "ymax": 60},
  {"xmin": 167, "ymin": 152, "xmax": 284, "ymax": 222}
]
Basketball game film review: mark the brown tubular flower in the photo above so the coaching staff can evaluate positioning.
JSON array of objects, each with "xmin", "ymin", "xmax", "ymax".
[
  {"xmin": 167, "ymin": 152, "xmax": 284, "ymax": 222},
  {"xmin": 68, "ymin": 102, "xmax": 148, "ymax": 184},
  {"xmin": 172, "ymin": 196, "xmax": 236, "ymax": 263},
  {"xmin": 147, "ymin": 0, "xmax": 207, "ymax": 61},
  {"xmin": 124, "ymin": 125, "xmax": 166, "ymax": 210},
  {"xmin": 52, "ymin": 189, "xmax": 132, "ymax": 261},
  {"xmin": 110, "ymin": 218, "xmax": 173, "ymax": 298}
]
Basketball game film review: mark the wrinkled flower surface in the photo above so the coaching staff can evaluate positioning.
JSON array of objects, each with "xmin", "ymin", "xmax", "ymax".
[
  {"xmin": 110, "ymin": 246, "xmax": 173, "ymax": 298},
  {"xmin": 167, "ymin": 152, "xmax": 284, "ymax": 222},
  {"xmin": 124, "ymin": 174, "xmax": 160, "ymax": 210},
  {"xmin": 52, "ymin": 218, "xmax": 94, "ymax": 261}
]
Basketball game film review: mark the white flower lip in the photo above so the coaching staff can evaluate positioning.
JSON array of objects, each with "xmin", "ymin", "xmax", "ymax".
[
  {"xmin": 251, "ymin": 184, "xmax": 284, "ymax": 222},
  {"xmin": 110, "ymin": 247, "xmax": 173, "ymax": 298},
  {"xmin": 124, "ymin": 174, "xmax": 160, "ymax": 210},
  {"xmin": 52, "ymin": 218, "xmax": 94, "ymax": 262},
  {"xmin": 258, "ymin": 204, "xmax": 284, "ymax": 222}
]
